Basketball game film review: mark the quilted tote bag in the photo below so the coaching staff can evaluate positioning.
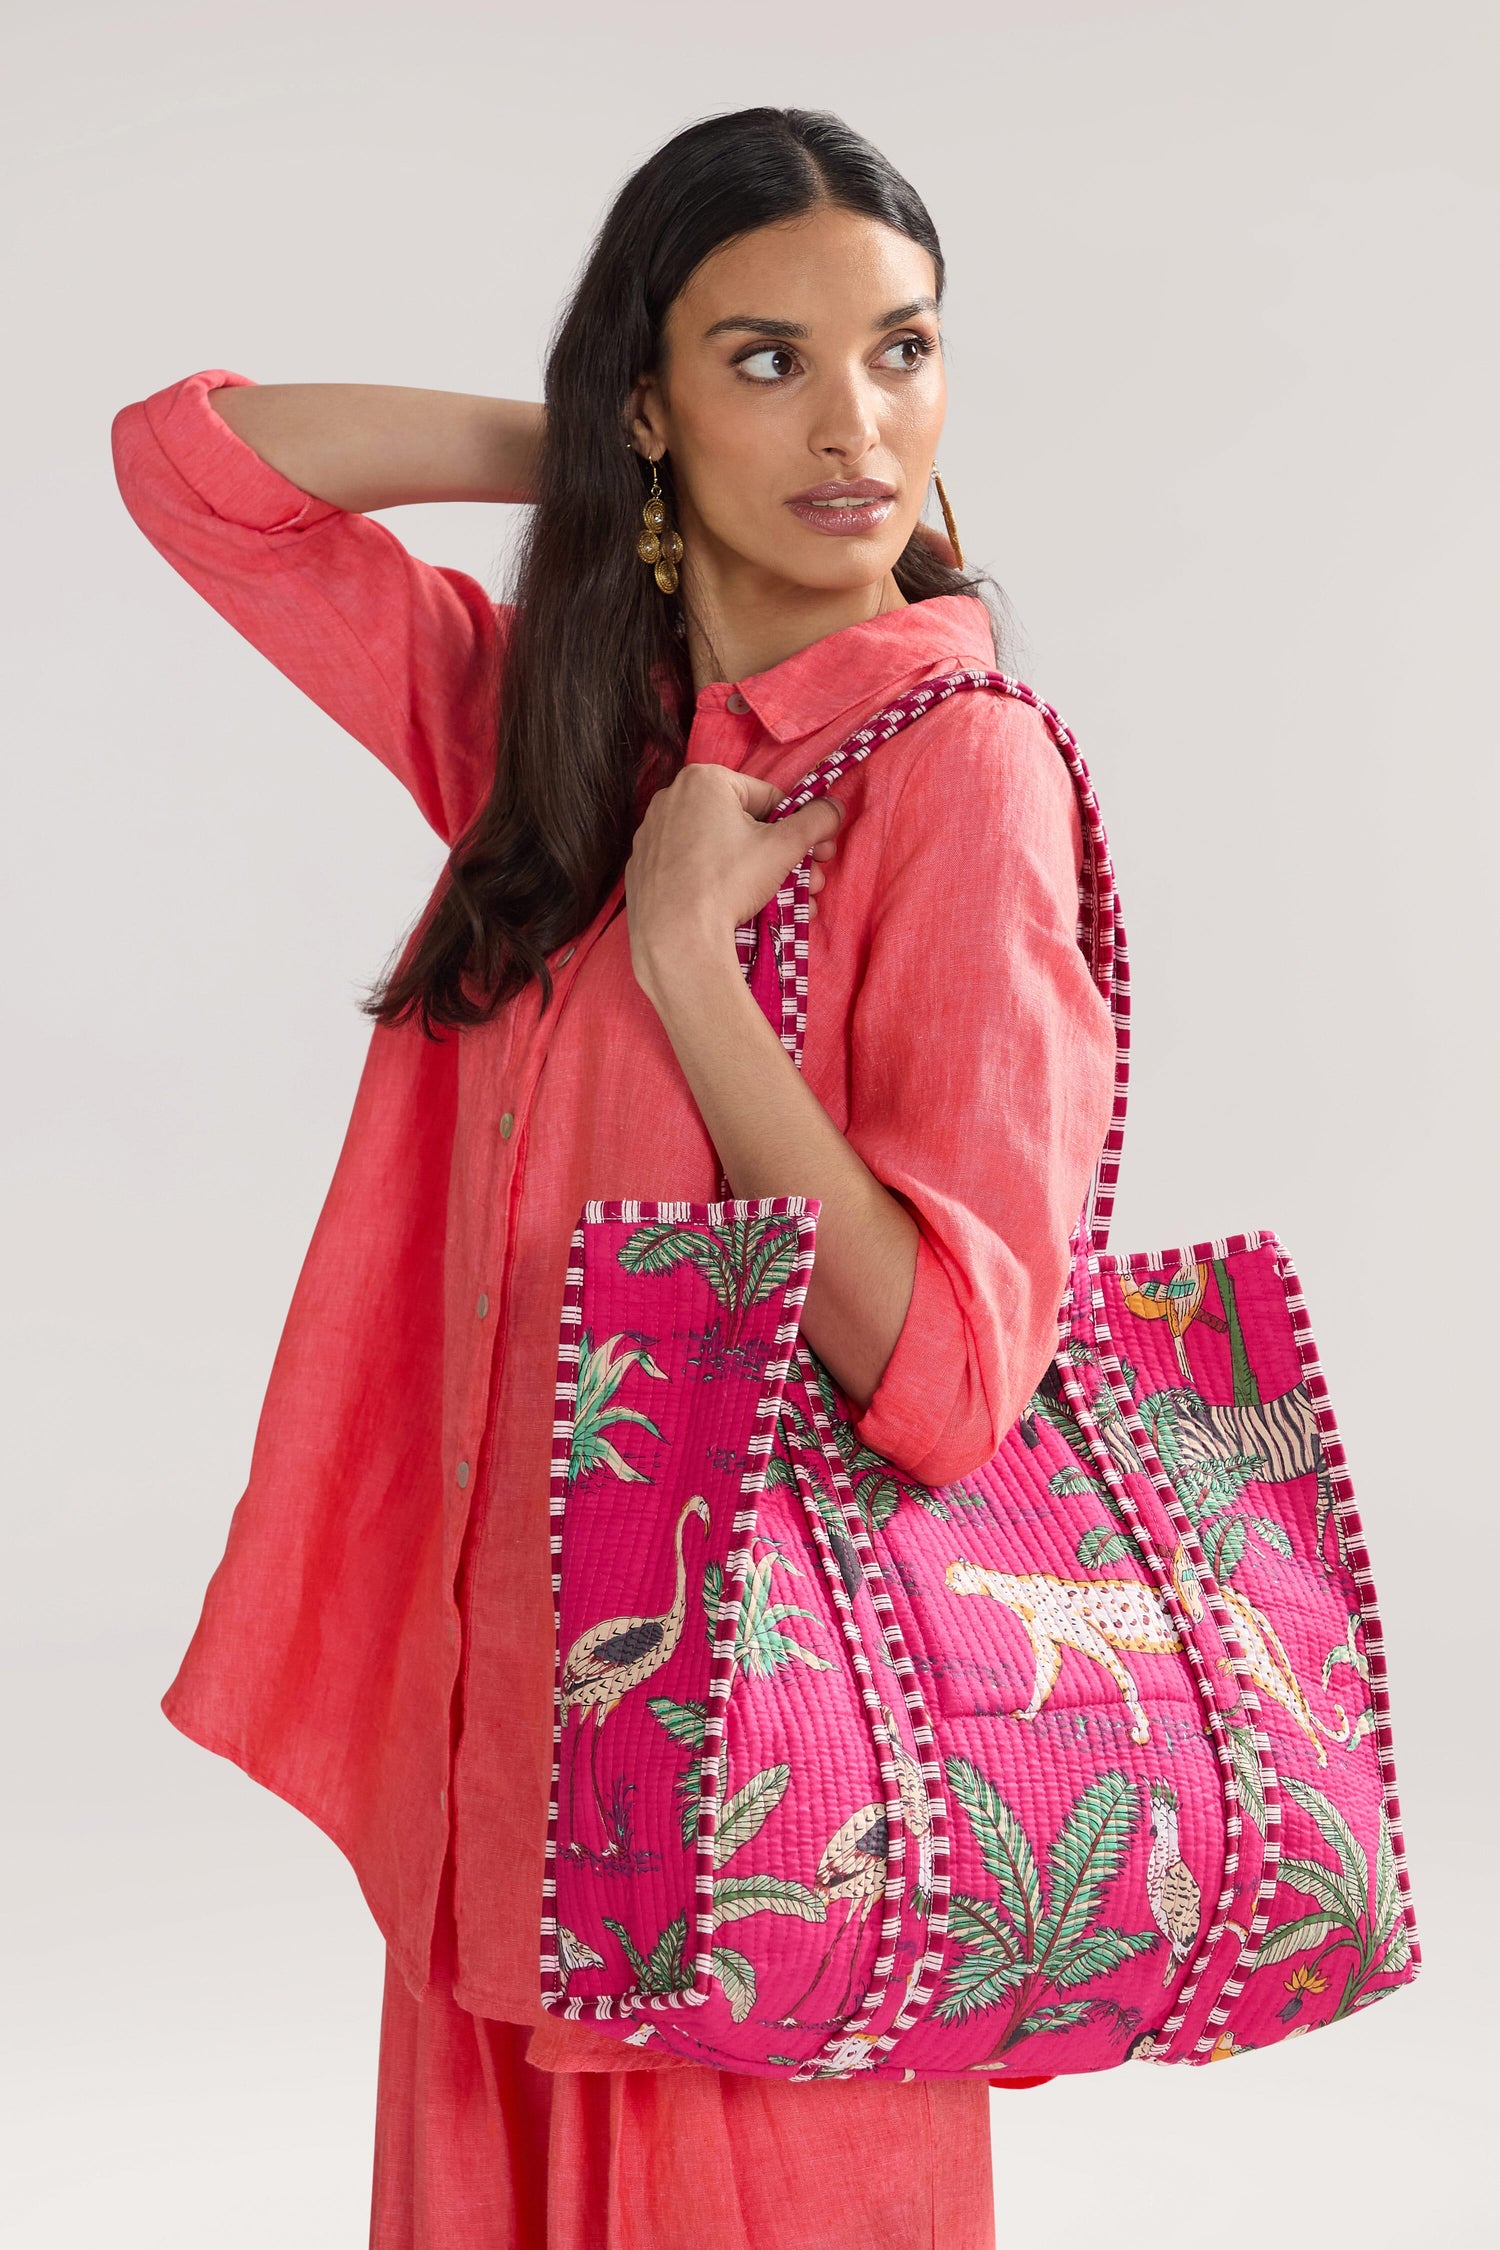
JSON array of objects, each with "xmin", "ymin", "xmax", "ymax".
[{"xmin": 540, "ymin": 669, "xmax": 1420, "ymax": 2083}]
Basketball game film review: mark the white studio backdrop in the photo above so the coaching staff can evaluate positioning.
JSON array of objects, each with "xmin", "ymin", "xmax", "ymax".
[{"xmin": 3, "ymin": 2, "xmax": 1495, "ymax": 2241}]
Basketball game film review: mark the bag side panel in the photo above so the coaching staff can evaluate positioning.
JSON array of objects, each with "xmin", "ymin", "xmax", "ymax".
[
  {"xmin": 1087, "ymin": 1236, "xmax": 1418, "ymax": 2060},
  {"xmin": 542, "ymin": 1199, "xmax": 899, "ymax": 2071}
]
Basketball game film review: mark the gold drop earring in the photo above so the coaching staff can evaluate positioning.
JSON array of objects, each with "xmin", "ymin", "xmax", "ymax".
[
  {"xmin": 636, "ymin": 454, "xmax": 684, "ymax": 594},
  {"xmin": 931, "ymin": 465, "xmax": 965, "ymax": 570}
]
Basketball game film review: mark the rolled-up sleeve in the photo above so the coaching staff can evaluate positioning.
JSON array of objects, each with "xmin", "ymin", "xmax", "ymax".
[
  {"xmin": 842, "ymin": 689, "xmax": 1118, "ymax": 1489},
  {"xmin": 110, "ymin": 368, "xmax": 504, "ymax": 844}
]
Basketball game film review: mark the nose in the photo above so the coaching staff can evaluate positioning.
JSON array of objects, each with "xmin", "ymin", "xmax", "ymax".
[{"xmin": 806, "ymin": 364, "xmax": 881, "ymax": 467}]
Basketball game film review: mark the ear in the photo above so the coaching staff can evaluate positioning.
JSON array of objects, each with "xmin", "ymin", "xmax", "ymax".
[{"xmin": 626, "ymin": 371, "xmax": 668, "ymax": 461}]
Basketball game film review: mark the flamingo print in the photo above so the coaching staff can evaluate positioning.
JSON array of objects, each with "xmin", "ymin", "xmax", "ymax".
[{"xmin": 561, "ymin": 1493, "xmax": 711, "ymax": 1853}]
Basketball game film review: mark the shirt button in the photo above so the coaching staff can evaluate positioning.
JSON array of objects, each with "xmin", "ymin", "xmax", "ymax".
[
  {"xmin": 476, "ymin": 1291, "xmax": 489, "ymax": 1318},
  {"xmin": 558, "ymin": 944, "xmax": 576, "ymax": 965},
  {"xmin": 456, "ymin": 1461, "xmax": 470, "ymax": 1488},
  {"xmin": 499, "ymin": 1111, "xmax": 515, "ymax": 1140},
  {"xmin": 439, "ymin": 1788, "xmax": 447, "ymax": 1813},
  {"xmin": 725, "ymin": 691, "xmax": 750, "ymax": 715}
]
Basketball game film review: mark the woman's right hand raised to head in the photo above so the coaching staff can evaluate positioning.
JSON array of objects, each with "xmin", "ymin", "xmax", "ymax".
[{"xmin": 205, "ymin": 382, "xmax": 545, "ymax": 515}]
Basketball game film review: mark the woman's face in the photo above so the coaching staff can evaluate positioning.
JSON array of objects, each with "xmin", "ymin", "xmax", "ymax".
[{"xmin": 630, "ymin": 206, "xmax": 947, "ymax": 603}]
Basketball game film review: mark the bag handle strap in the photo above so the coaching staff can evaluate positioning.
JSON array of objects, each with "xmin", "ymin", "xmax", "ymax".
[{"xmin": 714, "ymin": 667, "xmax": 1130, "ymax": 1256}]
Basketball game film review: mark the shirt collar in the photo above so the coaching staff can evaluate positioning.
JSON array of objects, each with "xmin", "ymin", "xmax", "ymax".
[{"xmin": 693, "ymin": 594, "xmax": 996, "ymax": 746}]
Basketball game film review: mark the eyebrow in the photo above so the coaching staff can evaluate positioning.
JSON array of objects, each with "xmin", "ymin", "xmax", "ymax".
[{"xmin": 701, "ymin": 296, "xmax": 939, "ymax": 342}]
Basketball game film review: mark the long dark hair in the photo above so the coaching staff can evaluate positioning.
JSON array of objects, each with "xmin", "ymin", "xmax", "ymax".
[{"xmin": 364, "ymin": 106, "xmax": 1001, "ymax": 1038}]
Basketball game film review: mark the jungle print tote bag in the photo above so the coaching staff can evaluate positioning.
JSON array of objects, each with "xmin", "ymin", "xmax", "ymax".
[{"xmin": 539, "ymin": 669, "xmax": 1420, "ymax": 2084}]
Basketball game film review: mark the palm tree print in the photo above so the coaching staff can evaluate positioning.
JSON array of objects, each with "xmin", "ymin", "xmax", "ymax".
[
  {"xmin": 1131, "ymin": 1384, "xmax": 1293, "ymax": 1582},
  {"xmin": 1026, "ymin": 1347, "xmax": 1147, "ymax": 1569},
  {"xmin": 568, "ymin": 1329, "xmax": 668, "ymax": 1484},
  {"xmin": 700, "ymin": 1538, "xmax": 834, "ymax": 1681},
  {"xmin": 618, "ymin": 1215, "xmax": 799, "ymax": 1347},
  {"xmin": 937, "ymin": 1760, "xmax": 1158, "ymax": 2063},
  {"xmin": 601, "ymin": 1762, "xmax": 825, "ymax": 2022},
  {"xmin": 1253, "ymin": 1779, "xmax": 1412, "ymax": 2020}
]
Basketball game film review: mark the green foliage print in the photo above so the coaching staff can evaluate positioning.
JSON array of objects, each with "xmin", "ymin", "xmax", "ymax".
[
  {"xmin": 601, "ymin": 1760, "xmax": 824, "ymax": 2022},
  {"xmin": 1046, "ymin": 1344, "xmax": 1293, "ymax": 1588},
  {"xmin": 937, "ymin": 1760, "xmax": 1158, "ymax": 2061},
  {"xmin": 1253, "ymin": 1779, "xmax": 1412, "ymax": 2021},
  {"xmin": 702, "ymin": 1538, "xmax": 834, "ymax": 1682},
  {"xmin": 647, "ymin": 1694, "xmax": 714, "ymax": 1846},
  {"xmin": 1224, "ymin": 1716, "xmax": 1269, "ymax": 1835},
  {"xmin": 568, "ymin": 1329, "xmax": 667, "ymax": 1485},
  {"xmin": 618, "ymin": 1215, "xmax": 799, "ymax": 1346},
  {"xmin": 786, "ymin": 1352, "xmax": 988, "ymax": 1529},
  {"xmin": 646, "ymin": 1541, "xmax": 833, "ymax": 1853}
]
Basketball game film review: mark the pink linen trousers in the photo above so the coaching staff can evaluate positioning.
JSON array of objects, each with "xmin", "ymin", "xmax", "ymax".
[{"xmin": 113, "ymin": 367, "xmax": 1119, "ymax": 2248}]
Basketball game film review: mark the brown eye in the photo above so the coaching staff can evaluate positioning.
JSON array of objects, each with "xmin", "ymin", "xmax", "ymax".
[
  {"xmin": 738, "ymin": 346, "xmax": 799, "ymax": 383},
  {"xmin": 877, "ymin": 335, "xmax": 934, "ymax": 371}
]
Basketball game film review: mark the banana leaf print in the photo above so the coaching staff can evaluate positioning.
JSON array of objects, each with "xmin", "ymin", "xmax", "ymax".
[
  {"xmin": 937, "ymin": 1760, "xmax": 1158, "ymax": 2062},
  {"xmin": 648, "ymin": 1694, "xmax": 713, "ymax": 1845},
  {"xmin": 1224, "ymin": 1716, "xmax": 1268, "ymax": 1834},
  {"xmin": 568, "ymin": 1329, "xmax": 668, "ymax": 1484},
  {"xmin": 1253, "ymin": 1780, "xmax": 1412, "ymax": 2020},
  {"xmin": 618, "ymin": 1215, "xmax": 799, "ymax": 1346},
  {"xmin": 602, "ymin": 1760, "xmax": 824, "ymax": 2021},
  {"xmin": 646, "ymin": 1540, "xmax": 833, "ymax": 1852}
]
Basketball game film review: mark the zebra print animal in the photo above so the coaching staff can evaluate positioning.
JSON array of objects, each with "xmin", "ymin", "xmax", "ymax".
[
  {"xmin": 1026, "ymin": 1363, "xmax": 1346, "ymax": 1574},
  {"xmin": 1169, "ymin": 1384, "xmax": 1345, "ymax": 1573}
]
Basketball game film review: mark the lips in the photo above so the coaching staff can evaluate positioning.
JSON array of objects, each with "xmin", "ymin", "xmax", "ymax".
[
  {"xmin": 785, "ymin": 479, "xmax": 898, "ymax": 537},
  {"xmin": 790, "ymin": 479, "xmax": 896, "ymax": 503}
]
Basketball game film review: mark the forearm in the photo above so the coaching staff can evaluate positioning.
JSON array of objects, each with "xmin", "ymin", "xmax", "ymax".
[
  {"xmin": 644, "ymin": 935, "xmax": 919, "ymax": 1411},
  {"xmin": 206, "ymin": 381, "xmax": 543, "ymax": 512}
]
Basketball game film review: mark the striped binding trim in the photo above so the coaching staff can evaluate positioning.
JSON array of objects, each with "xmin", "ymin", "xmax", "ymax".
[
  {"xmin": 785, "ymin": 1340, "xmax": 954, "ymax": 2077},
  {"xmin": 719, "ymin": 669, "xmax": 1130, "ymax": 1258},
  {"xmin": 1267, "ymin": 1238, "xmax": 1422, "ymax": 1986}
]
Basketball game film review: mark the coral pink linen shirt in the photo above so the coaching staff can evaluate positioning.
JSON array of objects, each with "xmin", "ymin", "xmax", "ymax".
[{"xmin": 113, "ymin": 369, "xmax": 1118, "ymax": 2069}]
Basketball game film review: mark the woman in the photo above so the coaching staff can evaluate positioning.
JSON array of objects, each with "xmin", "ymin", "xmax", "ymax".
[{"xmin": 114, "ymin": 107, "xmax": 1117, "ymax": 2249}]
